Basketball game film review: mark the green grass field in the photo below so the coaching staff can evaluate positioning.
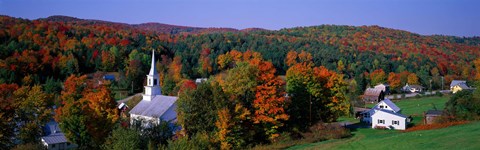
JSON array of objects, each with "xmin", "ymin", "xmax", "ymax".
[
  {"xmin": 287, "ymin": 96, "xmax": 480, "ymax": 150},
  {"xmin": 288, "ymin": 121, "xmax": 480, "ymax": 150},
  {"xmin": 367, "ymin": 96, "xmax": 448, "ymax": 116}
]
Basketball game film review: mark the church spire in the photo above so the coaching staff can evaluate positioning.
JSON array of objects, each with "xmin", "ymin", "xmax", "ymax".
[
  {"xmin": 149, "ymin": 49, "xmax": 158, "ymax": 76},
  {"xmin": 143, "ymin": 49, "xmax": 162, "ymax": 101}
]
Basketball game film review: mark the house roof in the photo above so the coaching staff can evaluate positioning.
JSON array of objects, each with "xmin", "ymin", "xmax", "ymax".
[
  {"xmin": 364, "ymin": 88, "xmax": 383, "ymax": 96},
  {"xmin": 455, "ymin": 83, "xmax": 471, "ymax": 89},
  {"xmin": 409, "ymin": 85, "xmax": 424, "ymax": 89},
  {"xmin": 374, "ymin": 83, "xmax": 389, "ymax": 87},
  {"xmin": 371, "ymin": 99, "xmax": 401, "ymax": 113},
  {"xmin": 450, "ymin": 80, "xmax": 466, "ymax": 87},
  {"xmin": 195, "ymin": 78, "xmax": 207, "ymax": 84},
  {"xmin": 381, "ymin": 99, "xmax": 401, "ymax": 112},
  {"xmin": 372, "ymin": 109, "xmax": 407, "ymax": 118},
  {"xmin": 42, "ymin": 134, "xmax": 68, "ymax": 145},
  {"xmin": 426, "ymin": 110, "xmax": 443, "ymax": 116},
  {"xmin": 118, "ymin": 102, "xmax": 128, "ymax": 109},
  {"xmin": 129, "ymin": 95, "xmax": 178, "ymax": 118},
  {"xmin": 41, "ymin": 121, "xmax": 68, "ymax": 145},
  {"xmin": 103, "ymin": 75, "xmax": 115, "ymax": 81}
]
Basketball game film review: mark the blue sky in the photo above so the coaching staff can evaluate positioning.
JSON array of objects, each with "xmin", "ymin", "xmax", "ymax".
[{"xmin": 1, "ymin": 0, "xmax": 479, "ymax": 37}]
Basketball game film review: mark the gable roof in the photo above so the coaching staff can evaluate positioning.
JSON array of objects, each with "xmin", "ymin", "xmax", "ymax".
[
  {"xmin": 129, "ymin": 95, "xmax": 178, "ymax": 118},
  {"xmin": 41, "ymin": 121, "xmax": 68, "ymax": 145},
  {"xmin": 382, "ymin": 99, "xmax": 401, "ymax": 112},
  {"xmin": 364, "ymin": 88, "xmax": 383, "ymax": 96},
  {"xmin": 426, "ymin": 110, "xmax": 443, "ymax": 116},
  {"xmin": 374, "ymin": 83, "xmax": 389, "ymax": 88},
  {"xmin": 372, "ymin": 109, "xmax": 407, "ymax": 118},
  {"xmin": 450, "ymin": 80, "xmax": 466, "ymax": 87},
  {"xmin": 42, "ymin": 134, "xmax": 68, "ymax": 145},
  {"xmin": 409, "ymin": 85, "xmax": 424, "ymax": 89},
  {"xmin": 372, "ymin": 99, "xmax": 401, "ymax": 113},
  {"xmin": 455, "ymin": 83, "xmax": 471, "ymax": 89}
]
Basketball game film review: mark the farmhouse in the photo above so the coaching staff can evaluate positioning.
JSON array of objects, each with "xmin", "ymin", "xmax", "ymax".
[
  {"xmin": 129, "ymin": 50, "xmax": 178, "ymax": 127},
  {"xmin": 361, "ymin": 99, "xmax": 408, "ymax": 130},
  {"xmin": 371, "ymin": 109, "xmax": 407, "ymax": 130},
  {"xmin": 362, "ymin": 88, "xmax": 385, "ymax": 103},
  {"xmin": 450, "ymin": 80, "xmax": 471, "ymax": 94}
]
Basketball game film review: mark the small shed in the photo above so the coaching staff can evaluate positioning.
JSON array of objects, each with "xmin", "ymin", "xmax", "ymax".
[
  {"xmin": 362, "ymin": 88, "xmax": 385, "ymax": 103},
  {"xmin": 425, "ymin": 110, "xmax": 443, "ymax": 124}
]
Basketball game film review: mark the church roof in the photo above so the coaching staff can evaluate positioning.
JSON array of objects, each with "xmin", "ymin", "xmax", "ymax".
[{"xmin": 129, "ymin": 95, "xmax": 178, "ymax": 118}]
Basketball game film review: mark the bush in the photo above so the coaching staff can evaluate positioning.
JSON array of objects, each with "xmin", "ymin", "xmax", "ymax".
[
  {"xmin": 164, "ymin": 132, "xmax": 213, "ymax": 150},
  {"xmin": 373, "ymin": 125, "xmax": 388, "ymax": 130},
  {"xmin": 435, "ymin": 91, "xmax": 443, "ymax": 97},
  {"xmin": 12, "ymin": 143, "xmax": 44, "ymax": 150},
  {"xmin": 301, "ymin": 123, "xmax": 351, "ymax": 143}
]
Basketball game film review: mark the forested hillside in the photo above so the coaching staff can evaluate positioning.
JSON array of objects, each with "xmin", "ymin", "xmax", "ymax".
[{"xmin": 1, "ymin": 15, "xmax": 479, "ymax": 94}]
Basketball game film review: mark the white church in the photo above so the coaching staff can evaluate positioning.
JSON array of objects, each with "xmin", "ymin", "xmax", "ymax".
[{"xmin": 129, "ymin": 50, "xmax": 178, "ymax": 127}]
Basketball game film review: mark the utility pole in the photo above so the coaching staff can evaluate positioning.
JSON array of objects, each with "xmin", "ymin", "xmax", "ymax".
[
  {"xmin": 430, "ymin": 79, "xmax": 432, "ymax": 93},
  {"xmin": 441, "ymin": 76, "xmax": 444, "ymax": 90},
  {"xmin": 309, "ymin": 95, "xmax": 312, "ymax": 126}
]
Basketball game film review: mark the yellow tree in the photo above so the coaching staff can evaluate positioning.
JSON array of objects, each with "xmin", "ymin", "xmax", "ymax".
[
  {"xmin": 407, "ymin": 73, "xmax": 419, "ymax": 85},
  {"xmin": 388, "ymin": 72, "xmax": 401, "ymax": 90}
]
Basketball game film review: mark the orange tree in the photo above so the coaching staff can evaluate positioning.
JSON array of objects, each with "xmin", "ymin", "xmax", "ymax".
[
  {"xmin": 285, "ymin": 51, "xmax": 350, "ymax": 130},
  {"xmin": 55, "ymin": 75, "xmax": 118, "ymax": 149}
]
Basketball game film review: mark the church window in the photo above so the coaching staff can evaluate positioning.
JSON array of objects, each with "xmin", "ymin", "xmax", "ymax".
[{"xmin": 154, "ymin": 79, "xmax": 157, "ymax": 85}]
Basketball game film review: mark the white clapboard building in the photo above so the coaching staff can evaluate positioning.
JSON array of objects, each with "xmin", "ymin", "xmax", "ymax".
[
  {"xmin": 129, "ymin": 50, "xmax": 178, "ymax": 127},
  {"xmin": 361, "ymin": 99, "xmax": 408, "ymax": 130}
]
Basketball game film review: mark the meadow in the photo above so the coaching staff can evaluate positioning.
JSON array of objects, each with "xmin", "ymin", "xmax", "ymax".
[{"xmin": 287, "ymin": 95, "xmax": 480, "ymax": 150}]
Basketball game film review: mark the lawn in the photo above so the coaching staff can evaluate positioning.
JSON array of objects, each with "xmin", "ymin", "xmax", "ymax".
[
  {"xmin": 366, "ymin": 96, "xmax": 449, "ymax": 115},
  {"xmin": 286, "ymin": 96, "xmax": 476, "ymax": 150},
  {"xmin": 288, "ymin": 121, "xmax": 480, "ymax": 150}
]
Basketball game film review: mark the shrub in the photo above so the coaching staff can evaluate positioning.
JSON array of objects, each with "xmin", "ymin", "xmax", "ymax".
[
  {"xmin": 301, "ymin": 123, "xmax": 351, "ymax": 143},
  {"xmin": 435, "ymin": 91, "xmax": 443, "ymax": 97},
  {"xmin": 403, "ymin": 121, "xmax": 468, "ymax": 132},
  {"xmin": 164, "ymin": 132, "xmax": 213, "ymax": 150},
  {"xmin": 373, "ymin": 125, "xmax": 388, "ymax": 130}
]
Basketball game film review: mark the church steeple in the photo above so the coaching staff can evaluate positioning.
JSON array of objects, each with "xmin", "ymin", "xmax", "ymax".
[
  {"xmin": 149, "ymin": 49, "xmax": 158, "ymax": 76},
  {"xmin": 143, "ymin": 49, "xmax": 162, "ymax": 101}
]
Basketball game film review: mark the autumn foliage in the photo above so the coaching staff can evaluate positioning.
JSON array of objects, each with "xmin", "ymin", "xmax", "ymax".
[{"xmin": 55, "ymin": 75, "xmax": 118, "ymax": 148}]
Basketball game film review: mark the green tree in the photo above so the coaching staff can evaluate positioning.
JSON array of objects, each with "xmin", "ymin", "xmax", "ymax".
[
  {"xmin": 177, "ymin": 82, "xmax": 227, "ymax": 136},
  {"xmin": 445, "ymin": 90, "xmax": 480, "ymax": 120},
  {"xmin": 14, "ymin": 85, "xmax": 53, "ymax": 144},
  {"xmin": 102, "ymin": 127, "xmax": 142, "ymax": 150}
]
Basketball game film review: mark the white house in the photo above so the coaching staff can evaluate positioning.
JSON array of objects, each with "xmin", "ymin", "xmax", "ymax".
[
  {"xmin": 41, "ymin": 121, "xmax": 77, "ymax": 150},
  {"xmin": 371, "ymin": 109, "xmax": 407, "ymax": 130},
  {"xmin": 129, "ymin": 50, "xmax": 178, "ymax": 127},
  {"xmin": 361, "ymin": 99, "xmax": 408, "ymax": 130}
]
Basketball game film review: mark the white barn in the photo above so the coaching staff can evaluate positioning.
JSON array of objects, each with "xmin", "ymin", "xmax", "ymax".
[
  {"xmin": 129, "ymin": 50, "xmax": 178, "ymax": 127},
  {"xmin": 361, "ymin": 99, "xmax": 408, "ymax": 130}
]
